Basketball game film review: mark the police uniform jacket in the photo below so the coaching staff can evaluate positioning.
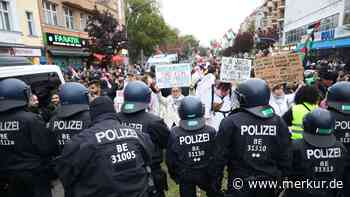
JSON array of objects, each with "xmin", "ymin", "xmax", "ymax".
[
  {"xmin": 214, "ymin": 109, "xmax": 292, "ymax": 183},
  {"xmin": 116, "ymin": 110, "xmax": 170, "ymax": 169},
  {"xmin": 55, "ymin": 113, "xmax": 154, "ymax": 197},
  {"xmin": 0, "ymin": 108, "xmax": 57, "ymax": 175},
  {"xmin": 49, "ymin": 110, "xmax": 91, "ymax": 155},
  {"xmin": 288, "ymin": 140, "xmax": 347, "ymax": 196},
  {"xmin": 166, "ymin": 125, "xmax": 217, "ymax": 182}
]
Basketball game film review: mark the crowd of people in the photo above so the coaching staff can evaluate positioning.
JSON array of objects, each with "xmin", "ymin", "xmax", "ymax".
[{"xmin": 1, "ymin": 57, "xmax": 350, "ymax": 197}]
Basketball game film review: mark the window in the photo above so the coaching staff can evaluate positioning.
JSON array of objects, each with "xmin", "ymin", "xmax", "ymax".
[
  {"xmin": 0, "ymin": 1, "xmax": 10, "ymax": 30},
  {"xmin": 26, "ymin": 12, "xmax": 35, "ymax": 35},
  {"xmin": 320, "ymin": 14, "xmax": 339, "ymax": 31},
  {"xmin": 344, "ymin": 0, "xmax": 350, "ymax": 25},
  {"xmin": 80, "ymin": 13, "xmax": 89, "ymax": 31},
  {"xmin": 43, "ymin": 1, "xmax": 57, "ymax": 25},
  {"xmin": 64, "ymin": 7, "xmax": 74, "ymax": 29}
]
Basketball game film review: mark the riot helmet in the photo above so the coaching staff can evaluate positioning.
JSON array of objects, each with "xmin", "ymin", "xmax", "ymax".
[
  {"xmin": 178, "ymin": 96, "xmax": 205, "ymax": 131},
  {"xmin": 235, "ymin": 78, "xmax": 274, "ymax": 118},
  {"xmin": 0, "ymin": 78, "xmax": 30, "ymax": 112},
  {"xmin": 57, "ymin": 82, "xmax": 89, "ymax": 118},
  {"xmin": 122, "ymin": 81, "xmax": 151, "ymax": 114},
  {"xmin": 327, "ymin": 81, "xmax": 350, "ymax": 115},
  {"xmin": 303, "ymin": 108, "xmax": 336, "ymax": 148}
]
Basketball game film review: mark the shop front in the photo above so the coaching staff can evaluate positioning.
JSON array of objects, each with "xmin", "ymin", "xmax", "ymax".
[
  {"xmin": 44, "ymin": 32, "xmax": 90, "ymax": 69},
  {"xmin": 296, "ymin": 26, "xmax": 350, "ymax": 63},
  {"xmin": 0, "ymin": 31, "xmax": 42, "ymax": 64}
]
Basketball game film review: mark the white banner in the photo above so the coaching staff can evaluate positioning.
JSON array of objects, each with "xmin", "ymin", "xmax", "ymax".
[
  {"xmin": 220, "ymin": 57, "xmax": 252, "ymax": 82},
  {"xmin": 155, "ymin": 63, "xmax": 191, "ymax": 89}
]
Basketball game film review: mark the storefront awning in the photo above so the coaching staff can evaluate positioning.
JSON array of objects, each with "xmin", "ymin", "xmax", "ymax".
[
  {"xmin": 48, "ymin": 48, "xmax": 90, "ymax": 57},
  {"xmin": 296, "ymin": 37, "xmax": 350, "ymax": 51}
]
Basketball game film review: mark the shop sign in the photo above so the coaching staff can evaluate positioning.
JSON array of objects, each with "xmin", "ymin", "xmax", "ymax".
[
  {"xmin": 313, "ymin": 29, "xmax": 335, "ymax": 41},
  {"xmin": 46, "ymin": 33, "xmax": 88, "ymax": 48},
  {"xmin": 335, "ymin": 25, "xmax": 350, "ymax": 39},
  {"xmin": 321, "ymin": 29, "xmax": 335, "ymax": 41},
  {"xmin": 12, "ymin": 48, "xmax": 41, "ymax": 57}
]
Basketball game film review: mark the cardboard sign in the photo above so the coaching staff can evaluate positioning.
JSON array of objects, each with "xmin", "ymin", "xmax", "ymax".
[
  {"xmin": 220, "ymin": 57, "xmax": 252, "ymax": 82},
  {"xmin": 155, "ymin": 63, "xmax": 191, "ymax": 89},
  {"xmin": 254, "ymin": 53, "xmax": 304, "ymax": 87}
]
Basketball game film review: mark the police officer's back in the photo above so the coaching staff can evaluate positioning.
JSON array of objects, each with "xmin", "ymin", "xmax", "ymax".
[
  {"xmin": 326, "ymin": 81, "xmax": 350, "ymax": 196},
  {"xmin": 286, "ymin": 108, "xmax": 347, "ymax": 197},
  {"xmin": 166, "ymin": 96, "xmax": 219, "ymax": 197},
  {"xmin": 214, "ymin": 79, "xmax": 291, "ymax": 197},
  {"xmin": 56, "ymin": 96, "xmax": 154, "ymax": 197},
  {"xmin": 0, "ymin": 78, "xmax": 57, "ymax": 197},
  {"xmin": 48, "ymin": 82, "xmax": 91, "ymax": 155},
  {"xmin": 116, "ymin": 81, "xmax": 170, "ymax": 197}
]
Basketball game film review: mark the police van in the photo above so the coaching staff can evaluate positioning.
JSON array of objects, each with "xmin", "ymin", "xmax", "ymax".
[{"xmin": 0, "ymin": 57, "xmax": 65, "ymax": 109}]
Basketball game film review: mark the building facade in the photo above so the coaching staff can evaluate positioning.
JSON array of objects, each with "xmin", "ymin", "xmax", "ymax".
[
  {"xmin": 0, "ymin": 0, "xmax": 43, "ymax": 63},
  {"xmin": 38, "ymin": 0, "xmax": 124, "ymax": 68},
  {"xmin": 284, "ymin": 0, "xmax": 349, "ymax": 46}
]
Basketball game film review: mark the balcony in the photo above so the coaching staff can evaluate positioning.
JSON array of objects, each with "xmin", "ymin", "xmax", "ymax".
[{"xmin": 62, "ymin": 0, "xmax": 95, "ymax": 13}]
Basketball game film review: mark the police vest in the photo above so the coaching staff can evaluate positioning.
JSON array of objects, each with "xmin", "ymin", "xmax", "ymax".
[
  {"xmin": 172, "ymin": 127, "xmax": 215, "ymax": 169},
  {"xmin": 331, "ymin": 110, "xmax": 350, "ymax": 154},
  {"xmin": 291, "ymin": 103, "xmax": 317, "ymax": 140}
]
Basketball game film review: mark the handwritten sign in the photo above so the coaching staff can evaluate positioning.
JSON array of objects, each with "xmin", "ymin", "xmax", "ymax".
[
  {"xmin": 155, "ymin": 63, "xmax": 191, "ymax": 89},
  {"xmin": 254, "ymin": 53, "xmax": 304, "ymax": 87},
  {"xmin": 220, "ymin": 57, "xmax": 252, "ymax": 82}
]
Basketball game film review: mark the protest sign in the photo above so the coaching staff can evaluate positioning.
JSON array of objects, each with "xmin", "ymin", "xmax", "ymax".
[
  {"xmin": 155, "ymin": 63, "xmax": 191, "ymax": 89},
  {"xmin": 254, "ymin": 53, "xmax": 304, "ymax": 87},
  {"xmin": 220, "ymin": 57, "xmax": 252, "ymax": 82}
]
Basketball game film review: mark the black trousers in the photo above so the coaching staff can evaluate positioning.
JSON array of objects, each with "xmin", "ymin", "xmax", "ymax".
[
  {"xmin": 150, "ymin": 168, "xmax": 167, "ymax": 197},
  {"xmin": 0, "ymin": 173, "xmax": 51, "ymax": 197},
  {"xmin": 178, "ymin": 171, "xmax": 221, "ymax": 197}
]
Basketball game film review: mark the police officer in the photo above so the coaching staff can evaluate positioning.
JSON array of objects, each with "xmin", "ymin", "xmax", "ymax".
[
  {"xmin": 326, "ymin": 81, "xmax": 350, "ymax": 196},
  {"xmin": 214, "ymin": 79, "xmax": 291, "ymax": 197},
  {"xmin": 116, "ymin": 81, "xmax": 170, "ymax": 197},
  {"xmin": 56, "ymin": 96, "xmax": 154, "ymax": 197},
  {"xmin": 0, "ymin": 78, "xmax": 57, "ymax": 197},
  {"xmin": 166, "ymin": 96, "xmax": 220, "ymax": 197},
  {"xmin": 286, "ymin": 108, "xmax": 347, "ymax": 197},
  {"xmin": 48, "ymin": 82, "xmax": 91, "ymax": 155}
]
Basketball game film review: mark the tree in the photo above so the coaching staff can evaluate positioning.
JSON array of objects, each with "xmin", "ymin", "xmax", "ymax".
[
  {"xmin": 180, "ymin": 35, "xmax": 200, "ymax": 58},
  {"xmin": 232, "ymin": 32, "xmax": 254, "ymax": 54},
  {"xmin": 126, "ymin": 0, "xmax": 178, "ymax": 63},
  {"xmin": 86, "ymin": 7, "xmax": 127, "ymax": 66}
]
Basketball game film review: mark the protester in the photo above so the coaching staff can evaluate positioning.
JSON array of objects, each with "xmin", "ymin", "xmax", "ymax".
[
  {"xmin": 269, "ymin": 83, "xmax": 296, "ymax": 116},
  {"xmin": 157, "ymin": 87, "xmax": 184, "ymax": 128},
  {"xmin": 207, "ymin": 81, "xmax": 232, "ymax": 130},
  {"xmin": 282, "ymin": 85, "xmax": 320, "ymax": 140},
  {"xmin": 196, "ymin": 66, "xmax": 216, "ymax": 121}
]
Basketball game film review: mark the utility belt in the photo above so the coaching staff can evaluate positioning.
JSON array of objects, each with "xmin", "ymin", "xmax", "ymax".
[{"xmin": 215, "ymin": 110, "xmax": 231, "ymax": 118}]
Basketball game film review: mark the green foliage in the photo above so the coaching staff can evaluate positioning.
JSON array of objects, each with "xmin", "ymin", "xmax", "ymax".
[
  {"xmin": 86, "ymin": 7, "xmax": 126, "ymax": 55},
  {"xmin": 126, "ymin": 0, "xmax": 178, "ymax": 63}
]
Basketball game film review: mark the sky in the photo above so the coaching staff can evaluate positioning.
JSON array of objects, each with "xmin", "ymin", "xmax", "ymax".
[{"xmin": 160, "ymin": 0, "xmax": 263, "ymax": 46}]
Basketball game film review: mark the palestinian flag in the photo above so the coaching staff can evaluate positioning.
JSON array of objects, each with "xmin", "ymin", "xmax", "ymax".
[{"xmin": 300, "ymin": 21, "xmax": 320, "ymax": 66}]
